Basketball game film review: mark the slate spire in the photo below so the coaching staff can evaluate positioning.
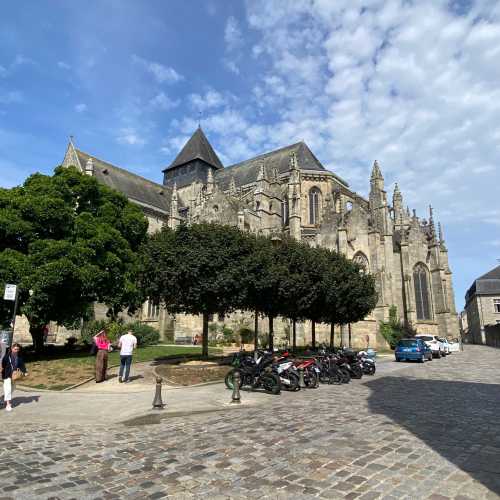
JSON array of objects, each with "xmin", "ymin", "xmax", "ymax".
[{"xmin": 167, "ymin": 126, "xmax": 223, "ymax": 171}]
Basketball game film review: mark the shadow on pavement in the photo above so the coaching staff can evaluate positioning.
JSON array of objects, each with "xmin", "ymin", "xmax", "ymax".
[
  {"xmin": 13, "ymin": 395, "xmax": 41, "ymax": 407},
  {"xmin": 365, "ymin": 376, "xmax": 500, "ymax": 495}
]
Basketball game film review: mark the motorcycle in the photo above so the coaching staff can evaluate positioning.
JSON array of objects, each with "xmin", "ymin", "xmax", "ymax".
[
  {"xmin": 225, "ymin": 351, "xmax": 281, "ymax": 394},
  {"xmin": 357, "ymin": 350, "xmax": 376, "ymax": 375}
]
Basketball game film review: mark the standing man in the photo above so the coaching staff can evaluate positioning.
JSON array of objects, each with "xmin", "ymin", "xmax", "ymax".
[{"xmin": 118, "ymin": 330, "xmax": 137, "ymax": 383}]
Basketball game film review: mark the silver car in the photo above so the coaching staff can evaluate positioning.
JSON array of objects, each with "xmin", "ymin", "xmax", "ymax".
[{"xmin": 415, "ymin": 335, "xmax": 445, "ymax": 358}]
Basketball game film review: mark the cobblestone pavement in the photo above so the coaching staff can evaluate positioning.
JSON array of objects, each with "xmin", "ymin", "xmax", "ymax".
[{"xmin": 1, "ymin": 345, "xmax": 500, "ymax": 500}]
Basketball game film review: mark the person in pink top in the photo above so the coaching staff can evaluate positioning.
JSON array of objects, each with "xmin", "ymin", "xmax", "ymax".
[{"xmin": 93, "ymin": 330, "xmax": 112, "ymax": 383}]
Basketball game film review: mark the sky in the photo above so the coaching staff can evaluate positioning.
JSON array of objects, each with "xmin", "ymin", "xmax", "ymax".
[{"xmin": 1, "ymin": 0, "xmax": 499, "ymax": 309}]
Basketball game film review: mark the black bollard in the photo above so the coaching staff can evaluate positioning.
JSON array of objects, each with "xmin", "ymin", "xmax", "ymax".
[
  {"xmin": 231, "ymin": 370, "xmax": 241, "ymax": 404},
  {"xmin": 152, "ymin": 376, "xmax": 165, "ymax": 410},
  {"xmin": 298, "ymin": 367, "xmax": 306, "ymax": 389}
]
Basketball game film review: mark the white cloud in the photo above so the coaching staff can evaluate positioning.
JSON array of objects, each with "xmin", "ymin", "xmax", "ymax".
[
  {"xmin": 116, "ymin": 127, "xmax": 146, "ymax": 146},
  {"xmin": 57, "ymin": 61, "xmax": 71, "ymax": 70},
  {"xmin": 225, "ymin": 16, "xmax": 243, "ymax": 51},
  {"xmin": 132, "ymin": 54, "xmax": 183, "ymax": 84},
  {"xmin": 188, "ymin": 89, "xmax": 229, "ymax": 111},
  {"xmin": 223, "ymin": 59, "xmax": 240, "ymax": 75},
  {"xmin": 0, "ymin": 90, "xmax": 23, "ymax": 104},
  {"xmin": 240, "ymin": 0, "xmax": 500, "ymax": 229},
  {"xmin": 149, "ymin": 92, "xmax": 179, "ymax": 110},
  {"xmin": 75, "ymin": 103, "xmax": 87, "ymax": 113}
]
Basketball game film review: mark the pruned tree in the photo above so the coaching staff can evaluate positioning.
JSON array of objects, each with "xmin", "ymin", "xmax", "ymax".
[
  {"xmin": 139, "ymin": 223, "xmax": 253, "ymax": 357},
  {"xmin": 0, "ymin": 166, "xmax": 148, "ymax": 351}
]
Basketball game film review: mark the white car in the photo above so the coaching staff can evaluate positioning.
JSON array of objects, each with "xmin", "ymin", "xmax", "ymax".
[
  {"xmin": 415, "ymin": 335, "xmax": 445, "ymax": 358},
  {"xmin": 437, "ymin": 337, "xmax": 451, "ymax": 355},
  {"xmin": 448, "ymin": 338, "xmax": 461, "ymax": 353}
]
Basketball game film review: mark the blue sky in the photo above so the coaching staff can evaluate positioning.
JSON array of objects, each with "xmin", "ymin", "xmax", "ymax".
[{"xmin": 1, "ymin": 0, "xmax": 499, "ymax": 309}]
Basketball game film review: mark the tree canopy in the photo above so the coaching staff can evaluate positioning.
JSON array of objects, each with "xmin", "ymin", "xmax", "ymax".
[
  {"xmin": 139, "ymin": 223, "xmax": 255, "ymax": 356},
  {"xmin": 140, "ymin": 224, "xmax": 378, "ymax": 354},
  {"xmin": 0, "ymin": 166, "xmax": 148, "ymax": 350}
]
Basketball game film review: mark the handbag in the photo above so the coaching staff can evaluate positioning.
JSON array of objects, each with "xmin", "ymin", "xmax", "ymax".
[
  {"xmin": 90, "ymin": 342, "xmax": 98, "ymax": 355},
  {"xmin": 11, "ymin": 368, "xmax": 23, "ymax": 382}
]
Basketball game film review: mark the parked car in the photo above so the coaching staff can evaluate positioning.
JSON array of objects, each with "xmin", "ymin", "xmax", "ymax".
[
  {"xmin": 415, "ymin": 335, "xmax": 444, "ymax": 358},
  {"xmin": 448, "ymin": 338, "xmax": 461, "ymax": 352},
  {"xmin": 395, "ymin": 338, "xmax": 433, "ymax": 363},
  {"xmin": 437, "ymin": 337, "xmax": 451, "ymax": 355}
]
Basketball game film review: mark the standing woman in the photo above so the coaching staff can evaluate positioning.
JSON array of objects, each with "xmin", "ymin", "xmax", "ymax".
[
  {"xmin": 94, "ymin": 330, "xmax": 111, "ymax": 383},
  {"xmin": 2, "ymin": 343, "xmax": 27, "ymax": 412}
]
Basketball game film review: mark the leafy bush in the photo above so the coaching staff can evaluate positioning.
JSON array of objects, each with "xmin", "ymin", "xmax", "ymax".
[
  {"xmin": 80, "ymin": 319, "xmax": 159, "ymax": 347},
  {"xmin": 379, "ymin": 305, "xmax": 416, "ymax": 349},
  {"xmin": 238, "ymin": 327, "xmax": 254, "ymax": 344}
]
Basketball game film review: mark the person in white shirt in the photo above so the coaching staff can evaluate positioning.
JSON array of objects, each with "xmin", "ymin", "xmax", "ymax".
[{"xmin": 118, "ymin": 331, "xmax": 137, "ymax": 383}]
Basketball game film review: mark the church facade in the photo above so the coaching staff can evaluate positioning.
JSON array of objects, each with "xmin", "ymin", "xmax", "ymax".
[{"xmin": 53, "ymin": 127, "xmax": 459, "ymax": 348}]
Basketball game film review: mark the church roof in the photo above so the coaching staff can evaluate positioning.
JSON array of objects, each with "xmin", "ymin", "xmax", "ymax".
[
  {"xmin": 215, "ymin": 141, "xmax": 348, "ymax": 190},
  {"xmin": 164, "ymin": 126, "xmax": 224, "ymax": 172},
  {"xmin": 466, "ymin": 264, "xmax": 500, "ymax": 300},
  {"xmin": 75, "ymin": 149, "xmax": 171, "ymax": 214}
]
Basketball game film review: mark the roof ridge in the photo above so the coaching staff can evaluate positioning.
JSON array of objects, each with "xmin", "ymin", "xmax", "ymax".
[
  {"xmin": 226, "ymin": 141, "xmax": 304, "ymax": 170},
  {"xmin": 477, "ymin": 264, "xmax": 500, "ymax": 281},
  {"xmin": 75, "ymin": 149, "xmax": 170, "ymax": 192}
]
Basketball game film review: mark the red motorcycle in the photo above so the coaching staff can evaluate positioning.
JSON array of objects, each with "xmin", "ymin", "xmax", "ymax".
[{"xmin": 293, "ymin": 357, "xmax": 320, "ymax": 388}]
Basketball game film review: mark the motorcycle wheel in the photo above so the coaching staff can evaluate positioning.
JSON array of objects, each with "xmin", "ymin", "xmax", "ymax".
[
  {"xmin": 351, "ymin": 365, "xmax": 363, "ymax": 379},
  {"xmin": 261, "ymin": 373, "xmax": 281, "ymax": 395},
  {"xmin": 328, "ymin": 370, "xmax": 343, "ymax": 385},
  {"xmin": 286, "ymin": 371, "xmax": 300, "ymax": 391},
  {"xmin": 364, "ymin": 364, "xmax": 376, "ymax": 375},
  {"xmin": 340, "ymin": 368, "xmax": 351, "ymax": 383},
  {"xmin": 224, "ymin": 369, "xmax": 244, "ymax": 390},
  {"xmin": 305, "ymin": 369, "xmax": 320, "ymax": 388}
]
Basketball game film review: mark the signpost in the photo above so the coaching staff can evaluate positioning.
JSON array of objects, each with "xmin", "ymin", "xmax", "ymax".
[{"xmin": 3, "ymin": 284, "xmax": 19, "ymax": 347}]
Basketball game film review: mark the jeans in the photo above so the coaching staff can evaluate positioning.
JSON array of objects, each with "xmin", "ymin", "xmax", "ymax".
[{"xmin": 119, "ymin": 355, "xmax": 133, "ymax": 380}]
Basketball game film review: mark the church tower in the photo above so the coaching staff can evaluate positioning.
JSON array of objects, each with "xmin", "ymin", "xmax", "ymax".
[{"xmin": 163, "ymin": 126, "xmax": 223, "ymax": 188}]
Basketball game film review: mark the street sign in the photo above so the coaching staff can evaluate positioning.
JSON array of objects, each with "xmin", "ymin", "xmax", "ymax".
[
  {"xmin": 0, "ymin": 330, "xmax": 11, "ymax": 344},
  {"xmin": 3, "ymin": 284, "xmax": 17, "ymax": 301}
]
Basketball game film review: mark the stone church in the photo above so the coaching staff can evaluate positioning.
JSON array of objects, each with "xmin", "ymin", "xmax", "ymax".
[{"xmin": 52, "ymin": 126, "xmax": 459, "ymax": 348}]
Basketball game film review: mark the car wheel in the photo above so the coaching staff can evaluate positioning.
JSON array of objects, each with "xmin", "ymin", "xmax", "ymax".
[{"xmin": 419, "ymin": 355, "xmax": 425, "ymax": 363}]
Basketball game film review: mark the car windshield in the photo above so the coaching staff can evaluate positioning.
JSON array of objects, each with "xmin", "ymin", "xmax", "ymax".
[
  {"xmin": 418, "ymin": 336, "xmax": 434, "ymax": 341},
  {"xmin": 398, "ymin": 339, "xmax": 418, "ymax": 347}
]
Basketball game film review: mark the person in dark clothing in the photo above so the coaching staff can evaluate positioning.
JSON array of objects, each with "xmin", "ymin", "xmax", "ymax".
[{"xmin": 1, "ymin": 343, "xmax": 27, "ymax": 412}]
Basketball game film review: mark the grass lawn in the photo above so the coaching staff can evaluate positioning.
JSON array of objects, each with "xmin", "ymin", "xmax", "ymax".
[{"xmin": 21, "ymin": 345, "xmax": 222, "ymax": 391}]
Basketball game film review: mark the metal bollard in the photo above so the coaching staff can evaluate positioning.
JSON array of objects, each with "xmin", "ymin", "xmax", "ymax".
[
  {"xmin": 298, "ymin": 367, "xmax": 307, "ymax": 389},
  {"xmin": 152, "ymin": 376, "xmax": 165, "ymax": 410},
  {"xmin": 231, "ymin": 370, "xmax": 241, "ymax": 404}
]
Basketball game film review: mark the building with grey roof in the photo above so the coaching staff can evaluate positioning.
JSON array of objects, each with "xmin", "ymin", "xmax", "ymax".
[
  {"xmin": 465, "ymin": 265, "xmax": 500, "ymax": 344},
  {"xmin": 55, "ymin": 127, "xmax": 459, "ymax": 347}
]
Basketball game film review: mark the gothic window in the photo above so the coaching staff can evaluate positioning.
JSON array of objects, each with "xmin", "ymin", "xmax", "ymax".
[
  {"xmin": 413, "ymin": 263, "xmax": 431, "ymax": 320},
  {"xmin": 352, "ymin": 252, "xmax": 369, "ymax": 273},
  {"xmin": 309, "ymin": 187, "xmax": 321, "ymax": 224},
  {"xmin": 282, "ymin": 196, "xmax": 289, "ymax": 226},
  {"xmin": 147, "ymin": 300, "xmax": 160, "ymax": 319}
]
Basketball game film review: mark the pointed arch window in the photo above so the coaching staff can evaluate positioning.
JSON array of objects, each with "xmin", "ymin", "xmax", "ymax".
[
  {"xmin": 413, "ymin": 263, "xmax": 431, "ymax": 320},
  {"xmin": 309, "ymin": 187, "xmax": 321, "ymax": 224},
  {"xmin": 353, "ymin": 252, "xmax": 369, "ymax": 273}
]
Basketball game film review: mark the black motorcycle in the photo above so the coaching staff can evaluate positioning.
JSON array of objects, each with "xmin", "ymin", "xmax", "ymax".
[{"xmin": 225, "ymin": 351, "xmax": 281, "ymax": 395}]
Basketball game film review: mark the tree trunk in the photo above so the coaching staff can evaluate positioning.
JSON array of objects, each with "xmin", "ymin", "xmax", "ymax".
[
  {"xmin": 268, "ymin": 315, "xmax": 274, "ymax": 351},
  {"xmin": 348, "ymin": 323, "xmax": 352, "ymax": 348},
  {"xmin": 202, "ymin": 312, "xmax": 209, "ymax": 358},
  {"xmin": 311, "ymin": 320, "xmax": 316, "ymax": 349},
  {"xmin": 254, "ymin": 310, "xmax": 259, "ymax": 354},
  {"xmin": 30, "ymin": 324, "xmax": 45, "ymax": 354},
  {"xmin": 330, "ymin": 323, "xmax": 335, "ymax": 349},
  {"xmin": 292, "ymin": 319, "xmax": 297, "ymax": 353}
]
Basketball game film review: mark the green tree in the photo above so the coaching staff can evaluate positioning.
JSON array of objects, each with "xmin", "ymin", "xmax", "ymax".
[
  {"xmin": 0, "ymin": 166, "xmax": 148, "ymax": 351},
  {"xmin": 139, "ymin": 223, "xmax": 253, "ymax": 357},
  {"xmin": 319, "ymin": 249, "xmax": 378, "ymax": 348},
  {"xmin": 379, "ymin": 305, "xmax": 416, "ymax": 349}
]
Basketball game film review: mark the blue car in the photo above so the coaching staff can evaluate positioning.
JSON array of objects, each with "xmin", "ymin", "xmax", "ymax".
[{"xmin": 395, "ymin": 338, "xmax": 433, "ymax": 363}]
